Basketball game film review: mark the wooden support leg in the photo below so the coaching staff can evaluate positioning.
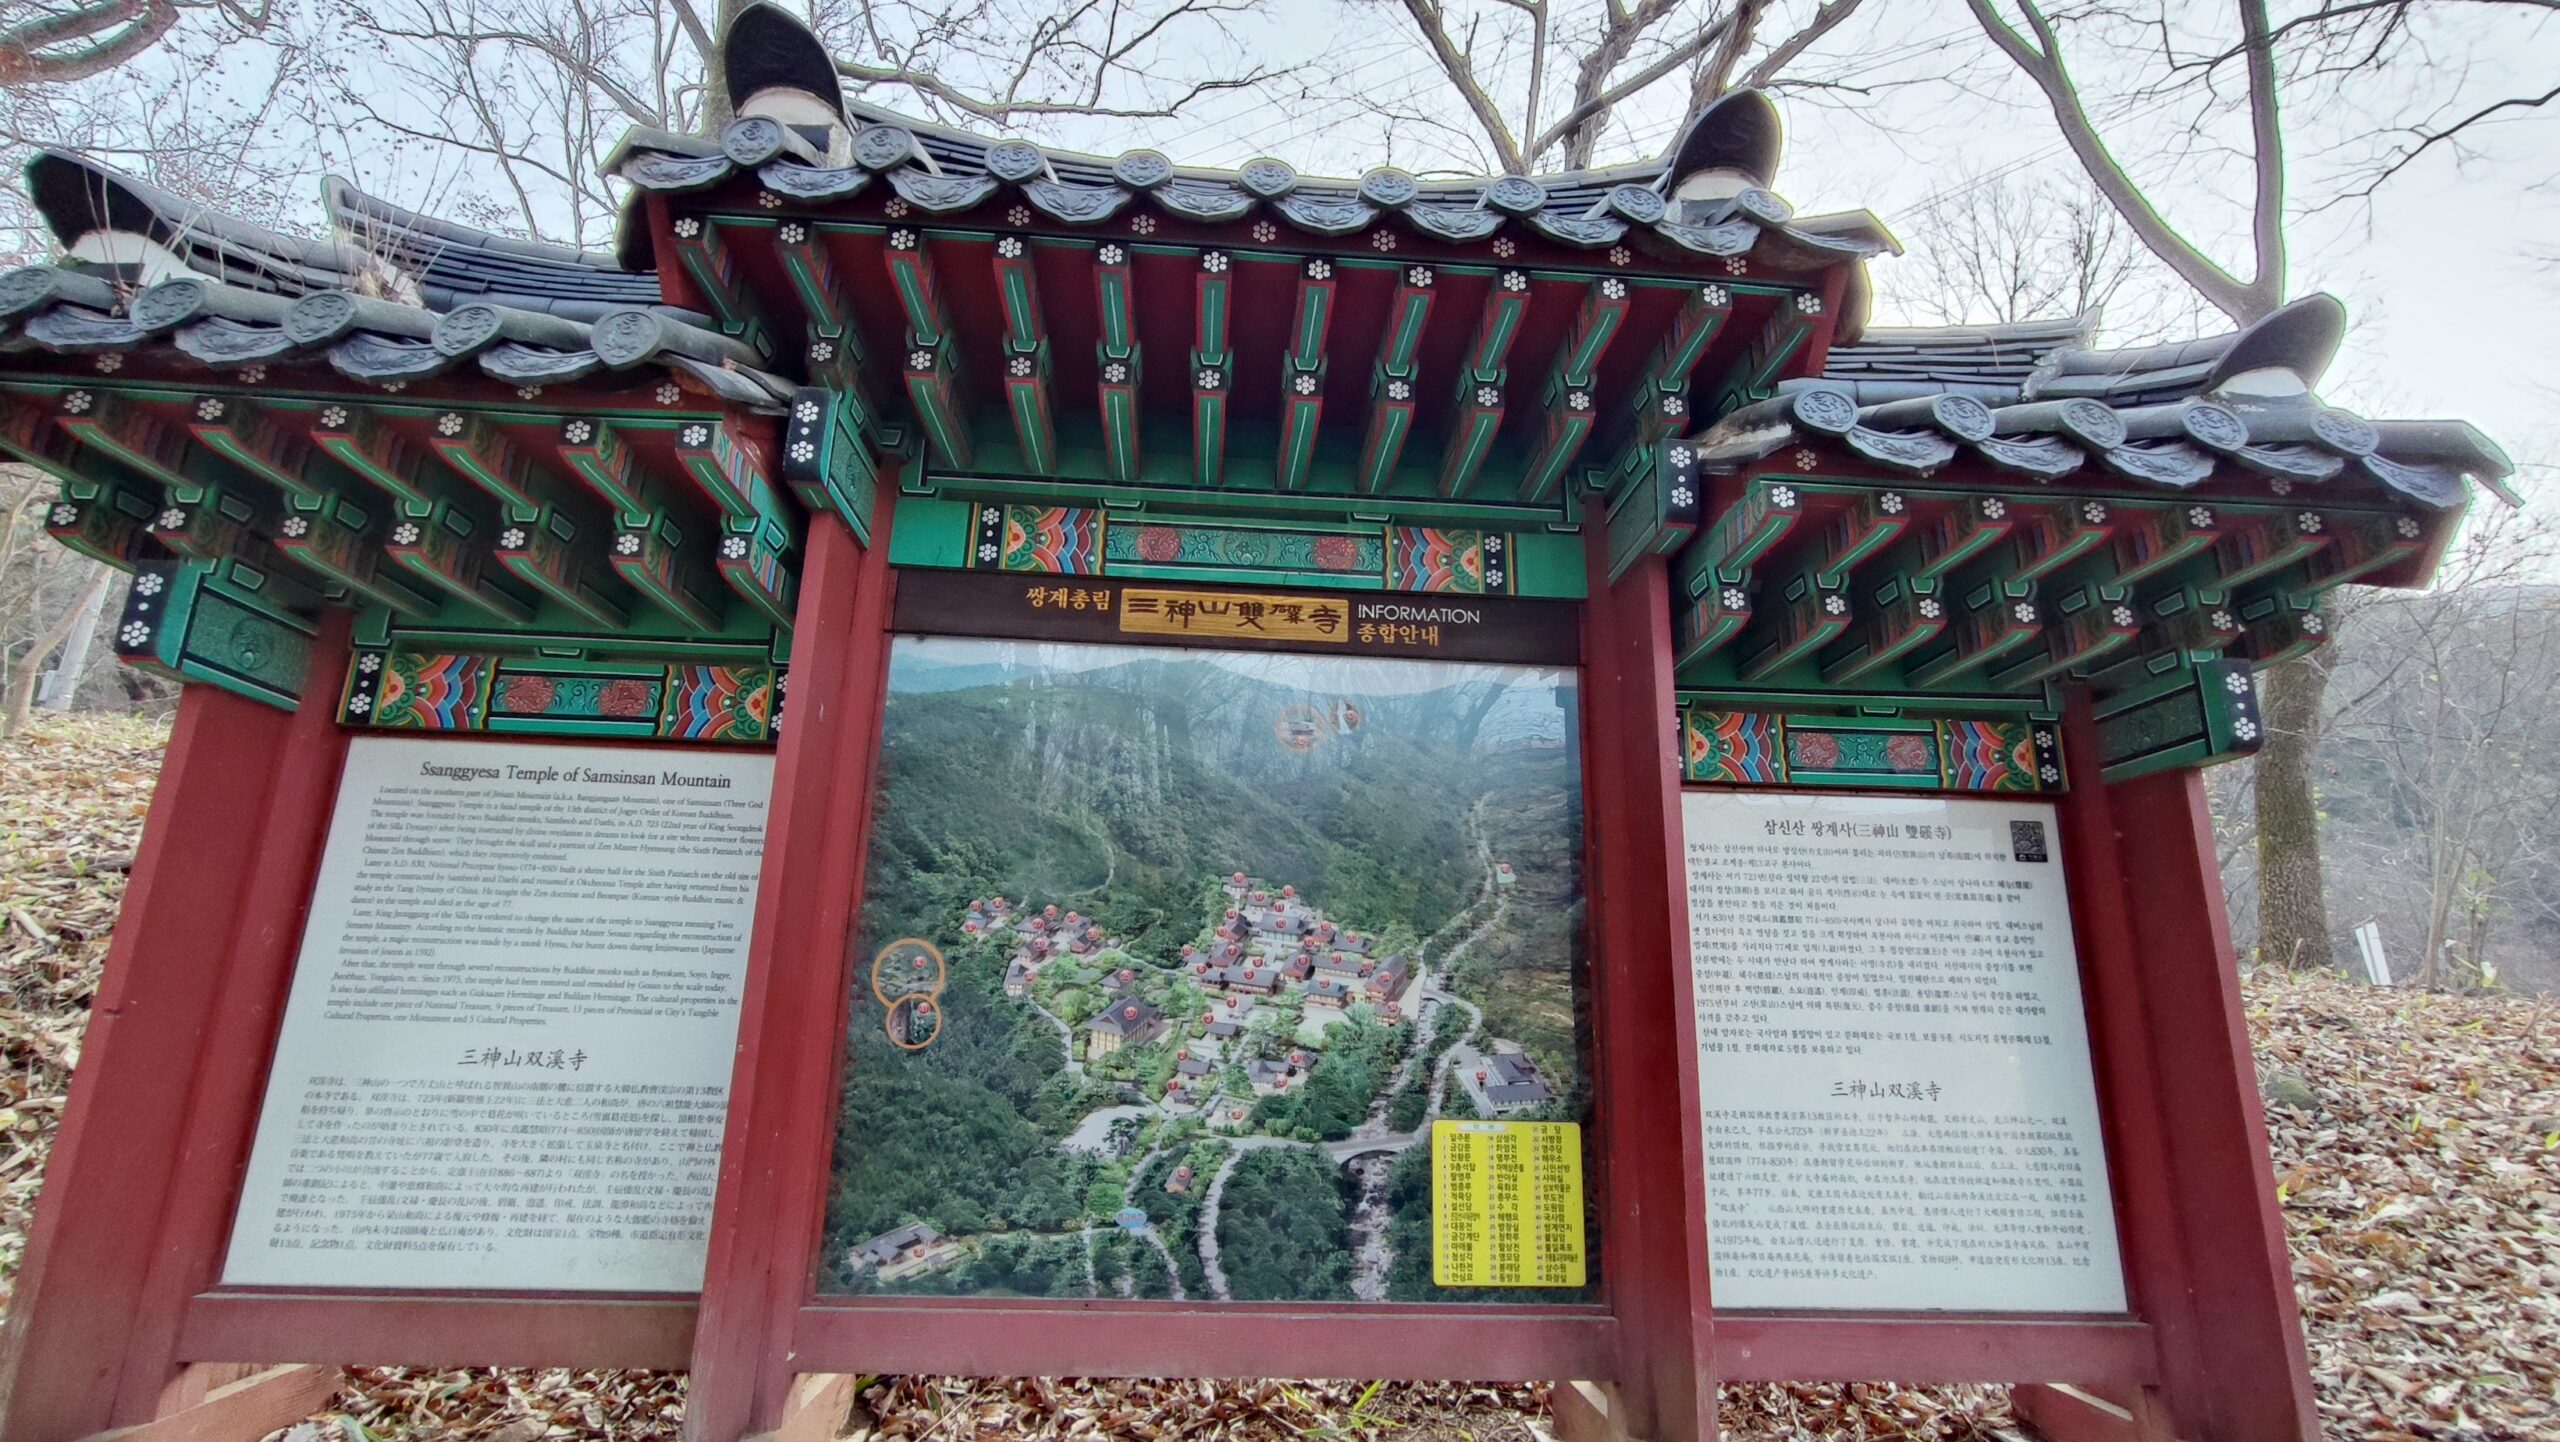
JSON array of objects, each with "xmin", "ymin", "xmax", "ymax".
[
  {"xmin": 684, "ymin": 500, "xmax": 901, "ymax": 1442},
  {"xmin": 0, "ymin": 621, "xmax": 353, "ymax": 1442},
  {"xmin": 1577, "ymin": 536, "xmax": 1716, "ymax": 1442},
  {"xmin": 82, "ymin": 1367, "xmax": 338, "ymax": 1442},
  {"xmin": 2012, "ymin": 1382, "xmax": 2181, "ymax": 1442},
  {"xmin": 742, "ymin": 1375, "xmax": 856, "ymax": 1442},
  {"xmin": 2092, "ymin": 768, "xmax": 2318, "ymax": 1442}
]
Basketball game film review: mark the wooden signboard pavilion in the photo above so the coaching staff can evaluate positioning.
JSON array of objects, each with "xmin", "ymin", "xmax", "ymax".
[{"xmin": 0, "ymin": 8, "xmax": 2517, "ymax": 1441}]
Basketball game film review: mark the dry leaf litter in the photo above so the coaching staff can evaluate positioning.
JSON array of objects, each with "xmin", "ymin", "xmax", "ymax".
[{"xmin": 3, "ymin": 718, "xmax": 2553, "ymax": 1441}]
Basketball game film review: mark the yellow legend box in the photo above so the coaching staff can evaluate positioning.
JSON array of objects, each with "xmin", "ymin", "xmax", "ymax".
[{"xmin": 1431, "ymin": 1119, "xmax": 1585, "ymax": 1288}]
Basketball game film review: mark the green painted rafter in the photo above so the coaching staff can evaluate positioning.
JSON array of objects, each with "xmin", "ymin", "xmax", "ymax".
[
  {"xmin": 1277, "ymin": 256, "xmax": 1335, "ymax": 491},
  {"xmin": 1439, "ymin": 269, "xmax": 1530, "ymax": 498},
  {"xmin": 992, "ymin": 234, "xmax": 1059, "ymax": 475},
  {"xmin": 1357, "ymin": 264, "xmax": 1436, "ymax": 494}
]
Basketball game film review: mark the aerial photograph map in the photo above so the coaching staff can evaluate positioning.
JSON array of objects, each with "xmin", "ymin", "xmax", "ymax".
[{"xmin": 821, "ymin": 635, "xmax": 1593, "ymax": 1303}]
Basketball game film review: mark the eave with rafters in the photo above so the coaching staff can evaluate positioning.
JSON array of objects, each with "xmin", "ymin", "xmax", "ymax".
[{"xmin": 0, "ymin": 2, "xmax": 2516, "ymax": 774}]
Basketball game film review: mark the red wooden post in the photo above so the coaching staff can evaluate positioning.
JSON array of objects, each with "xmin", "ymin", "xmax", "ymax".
[
  {"xmin": 2089, "ymin": 765, "xmax": 2318, "ymax": 1441},
  {"xmin": 2024, "ymin": 703, "xmax": 2316, "ymax": 1440},
  {"xmin": 1570, "ymin": 536, "xmax": 1718, "ymax": 1442},
  {"xmin": 684, "ymin": 498, "xmax": 900, "ymax": 1442},
  {"xmin": 0, "ymin": 620, "xmax": 353, "ymax": 1441}
]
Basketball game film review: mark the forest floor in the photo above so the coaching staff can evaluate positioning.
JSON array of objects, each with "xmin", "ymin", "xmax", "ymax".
[{"xmin": 2, "ymin": 715, "xmax": 2554, "ymax": 1442}]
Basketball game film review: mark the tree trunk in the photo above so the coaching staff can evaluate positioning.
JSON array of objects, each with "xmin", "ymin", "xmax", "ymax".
[
  {"xmin": 3, "ymin": 566, "xmax": 109, "ymax": 738},
  {"xmin": 2254, "ymin": 645, "xmax": 2337, "ymax": 970}
]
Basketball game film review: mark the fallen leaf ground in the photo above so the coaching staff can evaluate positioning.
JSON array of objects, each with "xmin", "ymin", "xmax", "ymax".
[{"xmin": 2, "ymin": 718, "xmax": 2552, "ymax": 1440}]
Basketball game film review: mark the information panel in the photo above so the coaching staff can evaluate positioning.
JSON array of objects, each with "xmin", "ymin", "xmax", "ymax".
[
  {"xmin": 223, "ymin": 737, "xmax": 773, "ymax": 1291},
  {"xmin": 1682, "ymin": 790, "xmax": 2126, "ymax": 1312}
]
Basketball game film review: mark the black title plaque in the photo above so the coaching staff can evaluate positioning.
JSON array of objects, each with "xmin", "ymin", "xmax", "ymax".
[{"xmin": 892, "ymin": 569, "xmax": 1582, "ymax": 665}]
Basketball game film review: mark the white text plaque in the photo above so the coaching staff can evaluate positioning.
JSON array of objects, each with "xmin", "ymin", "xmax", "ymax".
[
  {"xmin": 224, "ymin": 737, "xmax": 774, "ymax": 1291},
  {"xmin": 1682, "ymin": 790, "xmax": 2127, "ymax": 1312}
]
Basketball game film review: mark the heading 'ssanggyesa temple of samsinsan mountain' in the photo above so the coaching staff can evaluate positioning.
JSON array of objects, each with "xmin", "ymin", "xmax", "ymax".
[{"xmin": 0, "ymin": 7, "xmax": 2515, "ymax": 1442}]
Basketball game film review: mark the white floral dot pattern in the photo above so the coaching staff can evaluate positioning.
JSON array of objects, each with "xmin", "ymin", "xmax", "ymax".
[
  {"xmin": 436, "ymin": 413, "xmax": 465, "ymax": 436},
  {"xmin": 1405, "ymin": 266, "xmax": 1433, "ymax": 288},
  {"xmin": 1724, "ymin": 257, "xmax": 1748, "ymax": 275},
  {"xmin": 1918, "ymin": 598, "xmax": 1942, "ymax": 619},
  {"xmin": 1600, "ymin": 277, "xmax": 1626, "ymax": 300},
  {"xmin": 1292, "ymin": 374, "xmax": 1318, "ymax": 396},
  {"xmin": 2396, "ymin": 516, "xmax": 2422, "ymax": 539},
  {"xmin": 565, "ymin": 420, "xmax": 595, "ymax": 444},
  {"xmin": 1492, "ymin": 236, "xmax": 1515, "ymax": 258},
  {"xmin": 1386, "ymin": 379, "xmax": 1411, "ymax": 402},
  {"xmin": 2233, "ymin": 717, "xmax": 2259, "ymax": 742},
  {"xmin": 721, "ymin": 536, "xmax": 749, "ymax": 559},
  {"xmin": 2224, "ymin": 672, "xmax": 2250, "ymax": 695},
  {"xmin": 2081, "ymin": 501, "xmax": 2107, "ymax": 523},
  {"xmin": 1099, "ymin": 243, "xmax": 1126, "ymax": 266},
  {"xmin": 1566, "ymin": 391, "xmax": 1591, "ymax": 412},
  {"xmin": 384, "ymin": 381, "xmax": 406, "ymax": 392},
  {"xmin": 978, "ymin": 542, "xmax": 999, "ymax": 562},
  {"xmin": 616, "ymin": 533, "xmax": 642, "ymax": 555},
  {"xmin": 2269, "ymin": 477, "xmax": 2293, "ymax": 495},
  {"xmin": 347, "ymin": 692, "xmax": 373, "ymax": 715},
  {"xmin": 1202, "ymin": 251, "xmax": 1230, "ymax": 274},
  {"xmin": 2188, "ymin": 506, "xmax": 2215, "ymax": 528},
  {"xmin": 62, "ymin": 391, "xmax": 92, "ymax": 415},
  {"xmin": 680, "ymin": 424, "xmax": 710, "ymax": 448},
  {"xmin": 1793, "ymin": 448, "xmax": 1818, "ymax": 471},
  {"xmin": 2297, "ymin": 512, "xmax": 2322, "ymax": 533},
  {"xmin": 756, "ymin": 192, "xmax": 781, "ymax": 210},
  {"xmin": 1251, "ymin": 221, "xmax": 1276, "ymax": 243},
  {"xmin": 516, "ymin": 386, "xmax": 542, "ymax": 400},
  {"xmin": 2303, "ymin": 613, "xmax": 2325, "ymax": 635},
  {"xmin": 1130, "ymin": 215, "xmax": 1157, "ymax": 235},
  {"xmin": 50, "ymin": 504, "xmax": 78, "ymax": 526},
  {"xmin": 888, "ymin": 229, "xmax": 916, "ymax": 251},
  {"xmin": 1822, "ymin": 594, "xmax": 1847, "ymax": 616},
  {"xmin": 156, "ymin": 508, "xmax": 187, "ymax": 530},
  {"xmin": 1880, "ymin": 493, "xmax": 1905, "ymax": 514},
  {"xmin": 996, "ymin": 236, "xmax": 1024, "ymax": 259},
  {"xmin": 1702, "ymin": 285, "xmax": 1730, "ymax": 307},
  {"xmin": 134, "ymin": 572, "xmax": 164, "ymax": 596},
  {"xmin": 1103, "ymin": 361, "xmax": 1129, "ymax": 385},
  {"xmin": 2212, "ymin": 611, "xmax": 2236, "ymax": 631},
  {"xmin": 120, "ymin": 622, "xmax": 151, "ymax": 647},
  {"xmin": 788, "ymin": 439, "xmax": 816, "ymax": 462},
  {"xmin": 1475, "ymin": 386, "xmax": 1499, "ymax": 408},
  {"xmin": 1669, "ymin": 445, "xmax": 1694, "ymax": 466},
  {"xmin": 1608, "ymin": 246, "xmax": 1630, "ymax": 266},
  {"xmin": 1500, "ymin": 270, "xmax": 1528, "ymax": 293},
  {"xmin": 195, "ymin": 398, "xmax": 224, "ymax": 420},
  {"xmin": 1305, "ymin": 259, "xmax": 1331, "ymax": 281},
  {"xmin": 94, "ymin": 354, "xmax": 122, "ymax": 373},
  {"xmin": 2011, "ymin": 602, "xmax": 2036, "ymax": 624},
  {"xmin": 391, "ymin": 522, "xmax": 421, "ymax": 545},
  {"xmin": 240, "ymin": 366, "xmax": 266, "ymax": 383},
  {"xmin": 281, "ymin": 515, "xmax": 309, "ymax": 538},
  {"xmin": 1669, "ymin": 484, "xmax": 1694, "ymax": 507},
  {"xmin": 1664, "ymin": 395, "xmax": 1686, "ymax": 416},
  {"xmin": 1721, "ymin": 588, "xmax": 1748, "ymax": 611},
  {"xmin": 908, "ymin": 349, "xmax": 934, "ymax": 371},
  {"xmin": 1769, "ymin": 485, "xmax": 1798, "ymax": 509},
  {"xmin": 1008, "ymin": 356, "xmax": 1033, "ymax": 378},
  {"xmin": 779, "ymin": 223, "xmax": 807, "ymax": 244},
  {"xmin": 1008, "ymin": 206, "xmax": 1032, "ymax": 226},
  {"xmin": 2040, "ymin": 765, "xmax": 2060, "ymax": 783},
  {"xmin": 1983, "ymin": 498, "xmax": 2008, "ymax": 520},
  {"xmin": 499, "ymin": 527, "xmax": 527, "ymax": 549},
  {"xmin": 810, "ymin": 341, "xmax": 835, "ymax": 363},
  {"xmin": 358, "ymin": 653, "xmax": 381, "ymax": 674},
  {"xmin": 1796, "ymin": 292, "xmax": 1823, "ymax": 314},
  {"xmin": 2111, "ymin": 605, "xmax": 2136, "ymax": 627},
  {"xmin": 320, "ymin": 406, "xmax": 348, "ymax": 428},
  {"xmin": 883, "ymin": 199, "xmax": 910, "ymax": 218},
  {"xmin": 1195, "ymin": 369, "xmax": 1223, "ymax": 391},
  {"xmin": 673, "ymin": 217, "xmax": 701, "ymax": 239},
  {"xmin": 1369, "ymin": 231, "xmax": 1396, "ymax": 251}
]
